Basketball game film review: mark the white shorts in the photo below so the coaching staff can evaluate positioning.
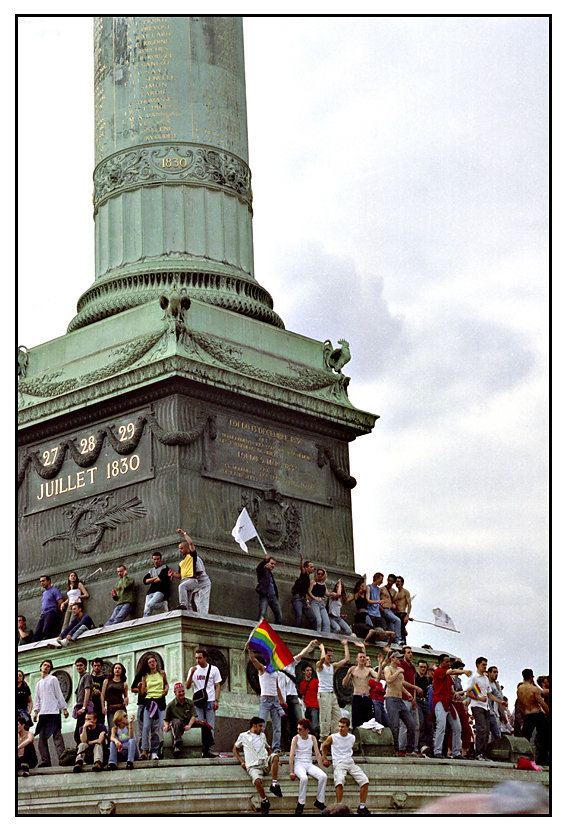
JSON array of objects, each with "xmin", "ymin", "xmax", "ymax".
[
  {"xmin": 333, "ymin": 760, "xmax": 369, "ymax": 788},
  {"xmin": 247, "ymin": 752, "xmax": 278, "ymax": 783}
]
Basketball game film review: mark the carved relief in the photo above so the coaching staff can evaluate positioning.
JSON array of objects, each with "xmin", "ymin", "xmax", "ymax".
[
  {"xmin": 42, "ymin": 495, "xmax": 147, "ymax": 554},
  {"xmin": 93, "ymin": 144, "xmax": 252, "ymax": 212},
  {"xmin": 317, "ymin": 444, "xmax": 357, "ymax": 489},
  {"xmin": 241, "ymin": 489, "xmax": 301, "ymax": 550},
  {"xmin": 323, "ymin": 339, "xmax": 351, "ymax": 374}
]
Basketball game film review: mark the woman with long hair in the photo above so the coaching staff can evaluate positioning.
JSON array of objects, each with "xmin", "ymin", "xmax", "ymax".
[
  {"xmin": 346, "ymin": 575, "xmax": 374, "ymax": 629},
  {"xmin": 60, "ymin": 571, "xmax": 89, "ymax": 629},
  {"xmin": 327, "ymin": 578, "xmax": 352, "ymax": 635},
  {"xmin": 139, "ymin": 654, "xmax": 168, "ymax": 760},
  {"xmin": 308, "ymin": 567, "xmax": 331, "ymax": 632},
  {"xmin": 101, "ymin": 663, "xmax": 129, "ymax": 733},
  {"xmin": 108, "ymin": 710, "xmax": 138, "ymax": 770}
]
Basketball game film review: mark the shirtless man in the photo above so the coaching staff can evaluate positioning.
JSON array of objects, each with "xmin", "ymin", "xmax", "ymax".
[
  {"xmin": 393, "ymin": 577, "xmax": 412, "ymax": 646},
  {"xmin": 517, "ymin": 669, "xmax": 550, "ymax": 765},
  {"xmin": 342, "ymin": 650, "xmax": 379, "ymax": 728},
  {"xmin": 383, "ymin": 651, "xmax": 421, "ymax": 756},
  {"xmin": 379, "ymin": 574, "xmax": 402, "ymax": 644}
]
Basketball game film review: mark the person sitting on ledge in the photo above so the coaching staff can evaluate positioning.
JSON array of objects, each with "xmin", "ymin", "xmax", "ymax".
[
  {"xmin": 233, "ymin": 716, "xmax": 282, "ymax": 815},
  {"xmin": 17, "ymin": 714, "xmax": 38, "ymax": 776},
  {"xmin": 50, "ymin": 601, "xmax": 95, "ymax": 647},
  {"xmin": 289, "ymin": 717, "xmax": 327, "ymax": 815},
  {"xmin": 321, "ymin": 717, "xmax": 371, "ymax": 816},
  {"xmin": 73, "ymin": 710, "xmax": 107, "ymax": 773},
  {"xmin": 104, "ymin": 564, "xmax": 136, "ymax": 627},
  {"xmin": 164, "ymin": 682, "xmax": 215, "ymax": 758},
  {"xmin": 108, "ymin": 710, "xmax": 138, "ymax": 770}
]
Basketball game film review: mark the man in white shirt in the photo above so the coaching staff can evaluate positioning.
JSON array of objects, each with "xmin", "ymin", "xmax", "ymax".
[
  {"xmin": 466, "ymin": 656, "xmax": 497, "ymax": 761},
  {"xmin": 233, "ymin": 716, "xmax": 281, "ymax": 815},
  {"xmin": 33, "ymin": 659, "xmax": 69, "ymax": 766},
  {"xmin": 316, "ymin": 638, "xmax": 351, "ymax": 742},
  {"xmin": 321, "ymin": 717, "xmax": 371, "ymax": 816},
  {"xmin": 186, "ymin": 648, "xmax": 222, "ymax": 755},
  {"xmin": 246, "ymin": 643, "xmax": 287, "ymax": 756}
]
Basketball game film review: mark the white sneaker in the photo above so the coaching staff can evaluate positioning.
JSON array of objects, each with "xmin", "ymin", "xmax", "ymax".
[
  {"xmin": 151, "ymin": 753, "xmax": 159, "ymax": 760},
  {"xmin": 48, "ymin": 639, "xmax": 63, "ymax": 648}
]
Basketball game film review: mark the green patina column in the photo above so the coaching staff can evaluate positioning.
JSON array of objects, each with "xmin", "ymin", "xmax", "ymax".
[{"xmin": 69, "ymin": 16, "xmax": 282, "ymax": 332}]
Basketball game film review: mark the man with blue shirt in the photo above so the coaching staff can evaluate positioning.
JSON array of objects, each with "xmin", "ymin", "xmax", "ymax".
[{"xmin": 31, "ymin": 576, "xmax": 63, "ymax": 642}]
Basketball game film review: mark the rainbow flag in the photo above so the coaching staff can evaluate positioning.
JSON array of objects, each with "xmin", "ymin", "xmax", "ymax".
[
  {"xmin": 472, "ymin": 683, "xmax": 483, "ymax": 698},
  {"xmin": 248, "ymin": 618, "xmax": 294, "ymax": 674}
]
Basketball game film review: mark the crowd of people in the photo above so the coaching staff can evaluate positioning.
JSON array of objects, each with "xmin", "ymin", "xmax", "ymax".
[{"xmin": 17, "ymin": 538, "xmax": 549, "ymax": 812}]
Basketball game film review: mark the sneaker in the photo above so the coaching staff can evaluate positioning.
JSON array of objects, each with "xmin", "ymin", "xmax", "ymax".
[
  {"xmin": 269, "ymin": 783, "xmax": 283, "ymax": 797},
  {"xmin": 108, "ymin": 763, "xmax": 117, "ymax": 771},
  {"xmin": 22, "ymin": 769, "xmax": 30, "ymax": 777},
  {"xmin": 357, "ymin": 806, "xmax": 371, "ymax": 816},
  {"xmin": 407, "ymin": 751, "xmax": 423, "ymax": 757},
  {"xmin": 73, "ymin": 762, "xmax": 83, "ymax": 773},
  {"xmin": 93, "ymin": 761, "xmax": 103, "ymax": 772},
  {"xmin": 433, "ymin": 754, "xmax": 443, "ymax": 759},
  {"xmin": 295, "ymin": 803, "xmax": 304, "ymax": 815},
  {"xmin": 314, "ymin": 800, "xmax": 326, "ymax": 810},
  {"xmin": 173, "ymin": 746, "xmax": 182, "ymax": 758},
  {"xmin": 420, "ymin": 745, "xmax": 430, "ymax": 755},
  {"xmin": 176, "ymin": 604, "xmax": 187, "ymax": 610},
  {"xmin": 396, "ymin": 750, "xmax": 406, "ymax": 757},
  {"xmin": 139, "ymin": 751, "xmax": 148, "ymax": 761},
  {"xmin": 47, "ymin": 639, "xmax": 62, "ymax": 648},
  {"xmin": 151, "ymin": 752, "xmax": 159, "ymax": 760},
  {"xmin": 126, "ymin": 761, "xmax": 134, "ymax": 770},
  {"xmin": 260, "ymin": 799, "xmax": 270, "ymax": 815},
  {"xmin": 202, "ymin": 750, "xmax": 218, "ymax": 758}
]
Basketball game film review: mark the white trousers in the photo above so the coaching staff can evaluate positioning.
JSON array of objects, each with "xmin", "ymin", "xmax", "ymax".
[{"xmin": 294, "ymin": 762, "xmax": 327, "ymax": 805}]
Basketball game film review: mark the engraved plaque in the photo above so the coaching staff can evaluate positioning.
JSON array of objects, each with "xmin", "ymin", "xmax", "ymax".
[
  {"xmin": 23, "ymin": 412, "xmax": 153, "ymax": 515},
  {"xmin": 202, "ymin": 413, "xmax": 330, "ymax": 506}
]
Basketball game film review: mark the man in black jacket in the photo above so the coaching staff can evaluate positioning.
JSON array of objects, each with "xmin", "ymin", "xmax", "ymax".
[
  {"xmin": 256, "ymin": 554, "xmax": 282, "ymax": 623},
  {"xmin": 143, "ymin": 552, "xmax": 171, "ymax": 617}
]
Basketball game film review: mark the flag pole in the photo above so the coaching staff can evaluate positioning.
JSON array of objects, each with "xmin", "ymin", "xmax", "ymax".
[
  {"xmin": 411, "ymin": 617, "xmax": 461, "ymax": 633},
  {"xmin": 255, "ymin": 532, "xmax": 267, "ymax": 555}
]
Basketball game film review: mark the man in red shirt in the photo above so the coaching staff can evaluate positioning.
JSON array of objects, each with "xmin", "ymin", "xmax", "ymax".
[
  {"xmin": 432, "ymin": 654, "xmax": 471, "ymax": 759},
  {"xmin": 398, "ymin": 646, "xmax": 423, "ymax": 753},
  {"xmin": 299, "ymin": 665, "xmax": 320, "ymax": 739}
]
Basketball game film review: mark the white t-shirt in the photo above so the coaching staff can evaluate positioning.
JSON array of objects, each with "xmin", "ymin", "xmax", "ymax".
[
  {"xmin": 259, "ymin": 669, "xmax": 279, "ymax": 697},
  {"xmin": 317, "ymin": 662, "xmax": 334, "ymax": 693},
  {"xmin": 468, "ymin": 672, "xmax": 491, "ymax": 710},
  {"xmin": 234, "ymin": 730, "xmax": 269, "ymax": 767},
  {"xmin": 330, "ymin": 731, "xmax": 355, "ymax": 764},
  {"xmin": 188, "ymin": 663, "xmax": 222, "ymax": 699},
  {"xmin": 328, "ymin": 597, "xmax": 342, "ymax": 617},
  {"xmin": 277, "ymin": 662, "xmax": 298, "ymax": 698}
]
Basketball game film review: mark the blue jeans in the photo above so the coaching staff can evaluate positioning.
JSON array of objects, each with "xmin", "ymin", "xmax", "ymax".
[
  {"xmin": 259, "ymin": 695, "xmax": 282, "ymax": 752},
  {"xmin": 489, "ymin": 711, "xmax": 502, "ymax": 741},
  {"xmin": 104, "ymin": 603, "xmax": 133, "ymax": 626},
  {"xmin": 372, "ymin": 700, "xmax": 390, "ymax": 729},
  {"xmin": 109, "ymin": 736, "xmax": 138, "ymax": 765},
  {"xmin": 329, "ymin": 615, "xmax": 352, "ymax": 635},
  {"xmin": 386, "ymin": 696, "xmax": 416, "ymax": 752},
  {"xmin": 141, "ymin": 704, "xmax": 165, "ymax": 754},
  {"xmin": 258, "ymin": 593, "xmax": 282, "ymax": 624},
  {"xmin": 399, "ymin": 700, "xmax": 420, "ymax": 751},
  {"xmin": 434, "ymin": 701, "xmax": 462, "ymax": 757},
  {"xmin": 195, "ymin": 701, "xmax": 216, "ymax": 745},
  {"xmin": 292, "ymin": 595, "xmax": 317, "ymax": 629},
  {"xmin": 143, "ymin": 592, "xmax": 166, "ymax": 617},
  {"xmin": 380, "ymin": 609, "xmax": 402, "ymax": 641},
  {"xmin": 311, "ymin": 602, "xmax": 331, "ymax": 632},
  {"xmin": 305, "ymin": 706, "xmax": 320, "ymax": 738}
]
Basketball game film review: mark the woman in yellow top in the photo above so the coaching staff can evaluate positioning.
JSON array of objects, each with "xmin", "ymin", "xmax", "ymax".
[{"xmin": 139, "ymin": 653, "xmax": 169, "ymax": 760}]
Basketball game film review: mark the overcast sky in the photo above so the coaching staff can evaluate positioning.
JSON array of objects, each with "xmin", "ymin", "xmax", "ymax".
[{"xmin": 17, "ymin": 16, "xmax": 548, "ymax": 703}]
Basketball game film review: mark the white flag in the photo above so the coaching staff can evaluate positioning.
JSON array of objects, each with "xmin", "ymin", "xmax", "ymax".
[
  {"xmin": 432, "ymin": 607, "xmax": 457, "ymax": 631},
  {"xmin": 232, "ymin": 507, "xmax": 262, "ymax": 553}
]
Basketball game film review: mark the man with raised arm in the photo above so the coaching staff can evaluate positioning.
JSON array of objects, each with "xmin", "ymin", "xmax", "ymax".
[
  {"xmin": 383, "ymin": 650, "xmax": 422, "ymax": 756},
  {"xmin": 342, "ymin": 648, "xmax": 379, "ymax": 728},
  {"xmin": 291, "ymin": 552, "xmax": 317, "ymax": 629},
  {"xmin": 277, "ymin": 638, "xmax": 319, "ymax": 744},
  {"xmin": 247, "ymin": 642, "xmax": 287, "ymax": 756},
  {"xmin": 316, "ymin": 638, "xmax": 350, "ymax": 742},
  {"xmin": 172, "ymin": 528, "xmax": 211, "ymax": 614}
]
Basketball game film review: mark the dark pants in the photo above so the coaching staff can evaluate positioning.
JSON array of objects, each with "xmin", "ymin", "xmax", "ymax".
[
  {"xmin": 32, "ymin": 610, "xmax": 60, "ymax": 641},
  {"xmin": 18, "ymin": 743, "xmax": 38, "ymax": 771},
  {"xmin": 395, "ymin": 612, "xmax": 407, "ymax": 644},
  {"xmin": 386, "ymin": 696, "xmax": 416, "ymax": 752},
  {"xmin": 258, "ymin": 593, "xmax": 283, "ymax": 624},
  {"xmin": 305, "ymin": 706, "xmax": 320, "ymax": 738},
  {"xmin": 416, "ymin": 696, "xmax": 433, "ymax": 748},
  {"xmin": 292, "ymin": 595, "xmax": 317, "ymax": 629},
  {"xmin": 170, "ymin": 718, "xmax": 214, "ymax": 751},
  {"xmin": 471, "ymin": 707, "xmax": 491, "ymax": 756},
  {"xmin": 522, "ymin": 712, "xmax": 550, "ymax": 765},
  {"xmin": 352, "ymin": 694, "xmax": 373, "ymax": 729},
  {"xmin": 372, "ymin": 699, "xmax": 390, "ymax": 729},
  {"xmin": 37, "ymin": 715, "xmax": 65, "ymax": 765}
]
